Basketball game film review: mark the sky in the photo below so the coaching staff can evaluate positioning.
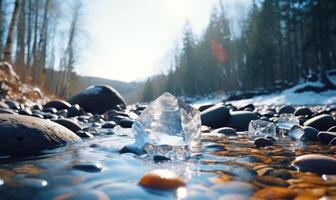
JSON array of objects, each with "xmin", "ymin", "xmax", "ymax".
[{"xmin": 78, "ymin": 0, "xmax": 248, "ymax": 82}]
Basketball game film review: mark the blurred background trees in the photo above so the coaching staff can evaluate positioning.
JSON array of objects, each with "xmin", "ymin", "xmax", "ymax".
[
  {"xmin": 0, "ymin": 0, "xmax": 335, "ymax": 103},
  {"xmin": 0, "ymin": 0, "xmax": 81, "ymax": 97},
  {"xmin": 142, "ymin": 0, "xmax": 336, "ymax": 101}
]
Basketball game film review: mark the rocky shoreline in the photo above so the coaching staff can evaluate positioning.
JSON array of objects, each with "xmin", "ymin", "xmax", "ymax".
[{"xmin": 0, "ymin": 62, "xmax": 336, "ymax": 199}]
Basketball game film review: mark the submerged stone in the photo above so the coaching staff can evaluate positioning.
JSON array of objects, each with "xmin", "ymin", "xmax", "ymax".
[
  {"xmin": 132, "ymin": 92, "xmax": 202, "ymax": 160},
  {"xmin": 139, "ymin": 169, "xmax": 185, "ymax": 190}
]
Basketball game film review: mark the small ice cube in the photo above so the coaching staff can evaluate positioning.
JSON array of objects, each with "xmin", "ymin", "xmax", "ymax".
[
  {"xmin": 289, "ymin": 125, "xmax": 305, "ymax": 140},
  {"xmin": 277, "ymin": 114, "xmax": 300, "ymax": 130},
  {"xmin": 248, "ymin": 120, "xmax": 276, "ymax": 137}
]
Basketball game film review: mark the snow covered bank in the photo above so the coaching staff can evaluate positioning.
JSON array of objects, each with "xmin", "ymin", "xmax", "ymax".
[{"xmin": 192, "ymin": 78, "xmax": 336, "ymax": 107}]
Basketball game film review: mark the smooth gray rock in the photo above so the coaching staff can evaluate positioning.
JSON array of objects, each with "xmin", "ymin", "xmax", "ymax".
[{"xmin": 0, "ymin": 114, "xmax": 81, "ymax": 155}]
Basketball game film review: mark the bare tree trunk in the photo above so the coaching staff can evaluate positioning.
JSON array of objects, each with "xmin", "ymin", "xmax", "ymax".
[
  {"xmin": 0, "ymin": 0, "xmax": 5, "ymax": 58},
  {"xmin": 34, "ymin": 0, "xmax": 49, "ymax": 85},
  {"xmin": 31, "ymin": 0, "xmax": 39, "ymax": 83},
  {"xmin": 16, "ymin": 0, "xmax": 26, "ymax": 78},
  {"xmin": 3, "ymin": 0, "xmax": 20, "ymax": 62}
]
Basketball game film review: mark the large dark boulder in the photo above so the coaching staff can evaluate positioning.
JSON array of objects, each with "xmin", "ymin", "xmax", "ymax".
[
  {"xmin": 68, "ymin": 85, "xmax": 126, "ymax": 114},
  {"xmin": 0, "ymin": 114, "xmax": 81, "ymax": 155},
  {"xmin": 303, "ymin": 114, "xmax": 336, "ymax": 131},
  {"xmin": 226, "ymin": 111, "xmax": 259, "ymax": 131}
]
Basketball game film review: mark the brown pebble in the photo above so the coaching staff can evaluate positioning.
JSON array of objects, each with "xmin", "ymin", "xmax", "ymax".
[
  {"xmin": 139, "ymin": 169, "xmax": 185, "ymax": 190},
  {"xmin": 252, "ymin": 187, "xmax": 297, "ymax": 199}
]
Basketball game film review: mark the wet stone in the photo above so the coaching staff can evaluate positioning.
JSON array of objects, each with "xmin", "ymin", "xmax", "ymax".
[
  {"xmin": 153, "ymin": 155, "xmax": 172, "ymax": 163},
  {"xmin": 278, "ymin": 105, "xmax": 295, "ymax": 114},
  {"xmin": 301, "ymin": 126, "xmax": 319, "ymax": 141},
  {"xmin": 255, "ymin": 175, "xmax": 289, "ymax": 187},
  {"xmin": 68, "ymin": 85, "xmax": 126, "ymax": 114},
  {"xmin": 0, "ymin": 114, "xmax": 81, "ymax": 155},
  {"xmin": 261, "ymin": 110, "xmax": 275, "ymax": 118},
  {"xmin": 119, "ymin": 119, "xmax": 134, "ymax": 128},
  {"xmin": 329, "ymin": 137, "xmax": 336, "ymax": 146},
  {"xmin": 201, "ymin": 104, "xmax": 230, "ymax": 129},
  {"xmin": 119, "ymin": 144, "xmax": 144, "ymax": 155},
  {"xmin": 72, "ymin": 163, "xmax": 104, "ymax": 173},
  {"xmin": 139, "ymin": 169, "xmax": 185, "ymax": 190},
  {"xmin": 293, "ymin": 154, "xmax": 336, "ymax": 175},
  {"xmin": 254, "ymin": 137, "xmax": 274, "ymax": 148},
  {"xmin": 303, "ymin": 114, "xmax": 336, "ymax": 131},
  {"xmin": 102, "ymin": 121, "xmax": 117, "ymax": 129},
  {"xmin": 328, "ymin": 126, "xmax": 336, "ymax": 132},
  {"xmin": 54, "ymin": 118, "xmax": 82, "ymax": 133},
  {"xmin": 67, "ymin": 104, "xmax": 84, "ymax": 117},
  {"xmin": 227, "ymin": 111, "xmax": 259, "ymax": 131},
  {"xmin": 42, "ymin": 107, "xmax": 57, "ymax": 114},
  {"xmin": 57, "ymin": 109, "xmax": 68, "ymax": 117},
  {"xmin": 75, "ymin": 130, "xmax": 94, "ymax": 138},
  {"xmin": 317, "ymin": 132, "xmax": 336, "ymax": 145},
  {"xmin": 214, "ymin": 127, "xmax": 237, "ymax": 136},
  {"xmin": 264, "ymin": 169, "xmax": 292, "ymax": 180},
  {"xmin": 44, "ymin": 100, "xmax": 71, "ymax": 110},
  {"xmin": 92, "ymin": 122, "xmax": 101, "ymax": 128},
  {"xmin": 294, "ymin": 107, "xmax": 313, "ymax": 117},
  {"xmin": 0, "ymin": 108, "xmax": 15, "ymax": 114},
  {"xmin": 252, "ymin": 187, "xmax": 296, "ymax": 199},
  {"xmin": 18, "ymin": 108, "xmax": 32, "ymax": 116}
]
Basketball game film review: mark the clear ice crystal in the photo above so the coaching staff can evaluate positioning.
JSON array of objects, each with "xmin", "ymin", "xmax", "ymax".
[
  {"xmin": 132, "ymin": 92, "xmax": 202, "ymax": 160},
  {"xmin": 248, "ymin": 120, "xmax": 276, "ymax": 137},
  {"xmin": 288, "ymin": 125, "xmax": 305, "ymax": 140},
  {"xmin": 277, "ymin": 114, "xmax": 300, "ymax": 130}
]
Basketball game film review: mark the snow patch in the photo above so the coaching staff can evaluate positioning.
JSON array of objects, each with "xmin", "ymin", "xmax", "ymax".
[
  {"xmin": 229, "ymin": 81, "xmax": 336, "ymax": 106},
  {"xmin": 192, "ymin": 80, "xmax": 336, "ymax": 107}
]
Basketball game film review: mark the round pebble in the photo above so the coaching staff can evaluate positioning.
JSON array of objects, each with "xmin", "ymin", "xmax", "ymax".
[
  {"xmin": 254, "ymin": 137, "xmax": 274, "ymax": 148},
  {"xmin": 72, "ymin": 163, "xmax": 104, "ymax": 173},
  {"xmin": 139, "ymin": 169, "xmax": 185, "ymax": 190},
  {"xmin": 253, "ymin": 187, "xmax": 296, "ymax": 199}
]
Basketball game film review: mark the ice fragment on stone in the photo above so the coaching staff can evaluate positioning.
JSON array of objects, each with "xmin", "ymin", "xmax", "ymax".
[
  {"xmin": 132, "ymin": 92, "xmax": 202, "ymax": 159},
  {"xmin": 277, "ymin": 114, "xmax": 300, "ymax": 130},
  {"xmin": 248, "ymin": 120, "xmax": 276, "ymax": 137},
  {"xmin": 289, "ymin": 125, "xmax": 305, "ymax": 140}
]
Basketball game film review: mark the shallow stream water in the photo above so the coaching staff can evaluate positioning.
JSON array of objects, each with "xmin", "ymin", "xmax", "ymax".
[{"xmin": 0, "ymin": 127, "xmax": 336, "ymax": 199}]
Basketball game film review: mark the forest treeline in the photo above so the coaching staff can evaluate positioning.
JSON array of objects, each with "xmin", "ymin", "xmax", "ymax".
[
  {"xmin": 143, "ymin": 0, "xmax": 336, "ymax": 102},
  {"xmin": 0, "ymin": 0, "xmax": 81, "ymax": 97}
]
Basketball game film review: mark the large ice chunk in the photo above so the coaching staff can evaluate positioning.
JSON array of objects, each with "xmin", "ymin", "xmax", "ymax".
[
  {"xmin": 132, "ymin": 92, "xmax": 202, "ymax": 159},
  {"xmin": 248, "ymin": 120, "xmax": 276, "ymax": 137}
]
